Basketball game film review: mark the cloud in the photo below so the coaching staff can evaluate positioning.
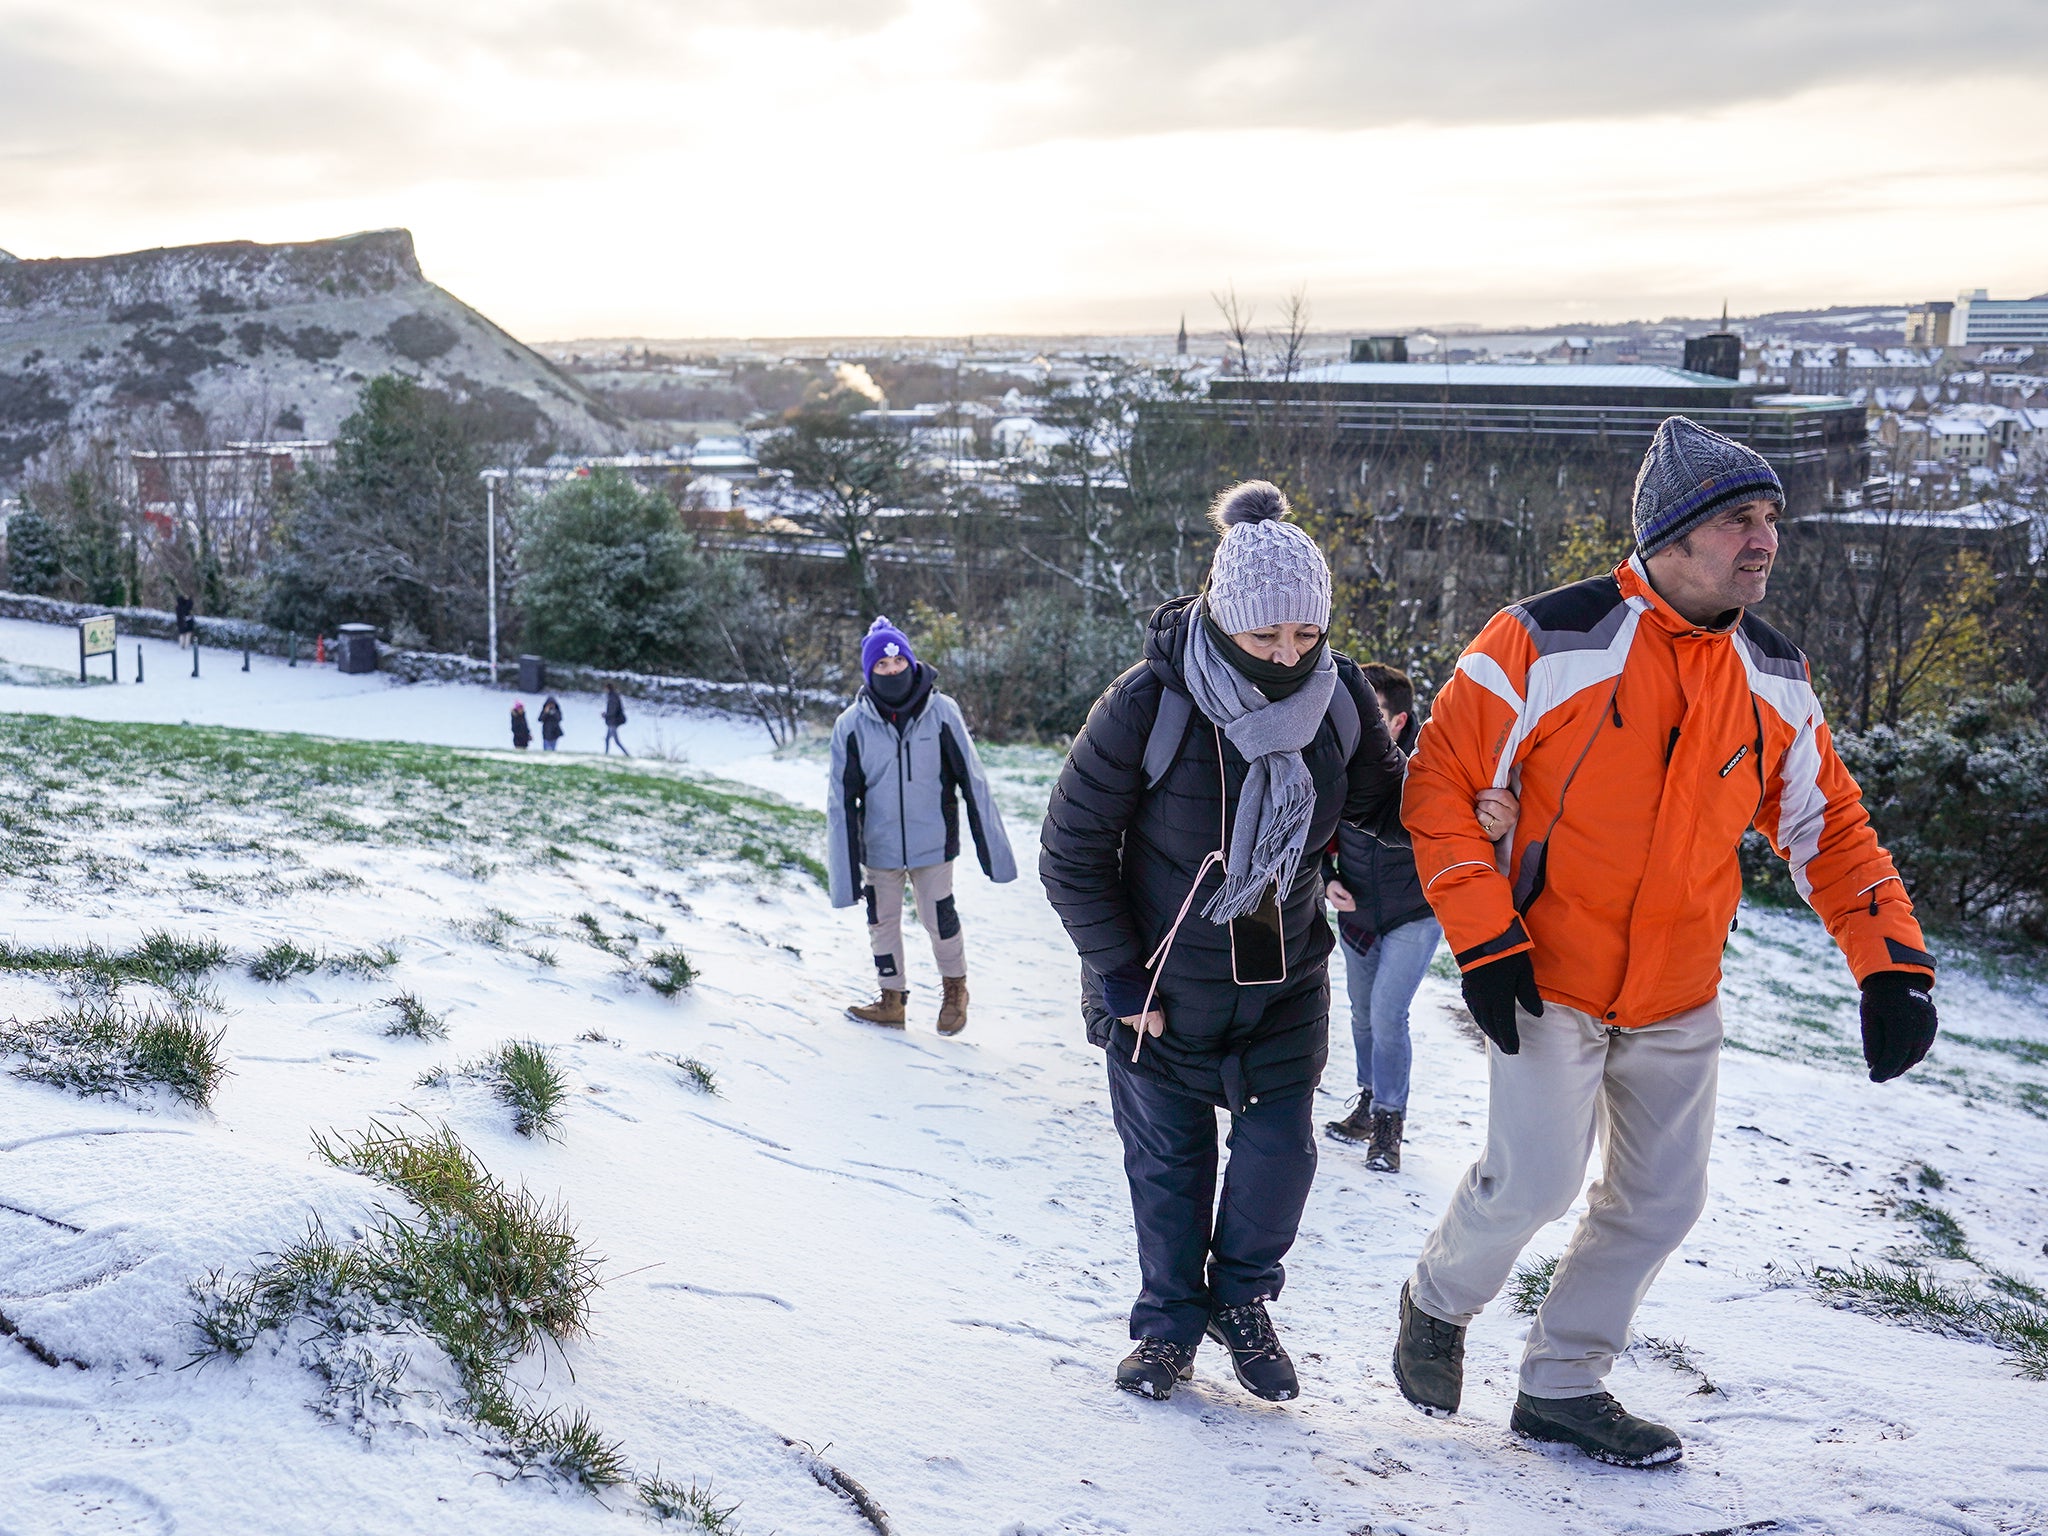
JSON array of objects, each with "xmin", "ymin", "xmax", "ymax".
[{"xmin": 969, "ymin": 0, "xmax": 2048, "ymax": 134}]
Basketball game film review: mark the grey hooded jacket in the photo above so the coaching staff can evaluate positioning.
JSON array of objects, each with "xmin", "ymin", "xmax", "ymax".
[{"xmin": 827, "ymin": 682, "xmax": 1017, "ymax": 907}]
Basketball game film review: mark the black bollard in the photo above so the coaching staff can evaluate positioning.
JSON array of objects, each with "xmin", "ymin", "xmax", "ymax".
[
  {"xmin": 242, "ymin": 643, "xmax": 251, "ymax": 672},
  {"xmin": 191, "ymin": 640, "xmax": 200, "ymax": 678},
  {"xmin": 136, "ymin": 645, "xmax": 144, "ymax": 684},
  {"xmin": 288, "ymin": 632, "xmax": 297, "ymax": 667}
]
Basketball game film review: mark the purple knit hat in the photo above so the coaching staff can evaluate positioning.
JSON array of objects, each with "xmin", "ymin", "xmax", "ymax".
[{"xmin": 860, "ymin": 616, "xmax": 915, "ymax": 679}]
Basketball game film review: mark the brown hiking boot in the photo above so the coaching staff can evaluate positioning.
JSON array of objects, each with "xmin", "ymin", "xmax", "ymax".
[
  {"xmin": 1365, "ymin": 1109, "xmax": 1405, "ymax": 1173},
  {"xmin": 1324, "ymin": 1092, "xmax": 1373, "ymax": 1142},
  {"xmin": 937, "ymin": 975, "xmax": 969, "ymax": 1036},
  {"xmin": 847, "ymin": 989, "xmax": 907, "ymax": 1028}
]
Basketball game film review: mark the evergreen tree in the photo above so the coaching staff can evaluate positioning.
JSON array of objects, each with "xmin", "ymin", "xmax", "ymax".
[
  {"xmin": 516, "ymin": 469, "xmax": 752, "ymax": 674},
  {"xmin": 3, "ymin": 507, "xmax": 63, "ymax": 595},
  {"xmin": 263, "ymin": 375, "xmax": 495, "ymax": 650}
]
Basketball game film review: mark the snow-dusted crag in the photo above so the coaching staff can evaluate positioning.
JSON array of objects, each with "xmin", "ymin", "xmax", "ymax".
[{"xmin": 0, "ymin": 229, "xmax": 631, "ymax": 481}]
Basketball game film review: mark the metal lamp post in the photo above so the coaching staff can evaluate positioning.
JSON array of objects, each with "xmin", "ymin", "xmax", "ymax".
[{"xmin": 481, "ymin": 469, "xmax": 506, "ymax": 683}]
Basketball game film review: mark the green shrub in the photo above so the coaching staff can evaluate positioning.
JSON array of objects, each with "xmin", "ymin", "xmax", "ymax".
[
  {"xmin": 1835, "ymin": 686, "xmax": 2048, "ymax": 936},
  {"xmin": 915, "ymin": 587, "xmax": 1135, "ymax": 742},
  {"xmin": 516, "ymin": 469, "xmax": 754, "ymax": 675}
]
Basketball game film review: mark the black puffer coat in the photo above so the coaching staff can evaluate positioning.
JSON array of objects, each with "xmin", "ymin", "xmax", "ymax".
[
  {"xmin": 1039, "ymin": 597, "xmax": 1408, "ymax": 1112},
  {"xmin": 1324, "ymin": 705, "xmax": 1432, "ymax": 948}
]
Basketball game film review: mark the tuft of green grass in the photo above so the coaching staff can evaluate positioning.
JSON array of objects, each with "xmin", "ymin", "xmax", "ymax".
[
  {"xmin": 475, "ymin": 1039, "xmax": 568, "ymax": 1139},
  {"xmin": 309, "ymin": 1119, "xmax": 601, "ymax": 1360},
  {"xmin": 671, "ymin": 1056, "xmax": 718, "ymax": 1096},
  {"xmin": 1896, "ymin": 1197, "xmax": 1974, "ymax": 1262},
  {"xmin": 0, "ymin": 931, "xmax": 227, "ymax": 1000},
  {"xmin": 572, "ymin": 912, "xmax": 622, "ymax": 956},
  {"xmin": 381, "ymin": 991, "xmax": 450, "ymax": 1041},
  {"xmin": 199, "ymin": 1118, "xmax": 613, "ymax": 1484},
  {"xmin": 133, "ymin": 929, "xmax": 230, "ymax": 987},
  {"xmin": 473, "ymin": 1392, "xmax": 629, "ymax": 1490},
  {"xmin": 641, "ymin": 947, "xmax": 697, "ymax": 998},
  {"xmin": 249, "ymin": 938, "xmax": 323, "ymax": 982},
  {"xmin": 522, "ymin": 945, "xmax": 559, "ymax": 969},
  {"xmin": 1915, "ymin": 1161, "xmax": 1947, "ymax": 1190},
  {"xmin": 1810, "ymin": 1260, "xmax": 2048, "ymax": 1379},
  {"xmin": 1, "ymin": 998, "xmax": 229, "ymax": 1107},
  {"xmin": 1629, "ymin": 1333, "xmax": 1719, "ymax": 1395},
  {"xmin": 639, "ymin": 1471, "xmax": 742, "ymax": 1530},
  {"xmin": 1507, "ymin": 1253, "xmax": 1559, "ymax": 1317},
  {"xmin": 327, "ymin": 942, "xmax": 400, "ymax": 979},
  {"xmin": 452, "ymin": 909, "xmax": 518, "ymax": 949}
]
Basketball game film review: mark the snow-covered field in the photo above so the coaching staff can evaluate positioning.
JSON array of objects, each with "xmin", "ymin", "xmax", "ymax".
[{"xmin": 0, "ymin": 619, "xmax": 2044, "ymax": 1536}]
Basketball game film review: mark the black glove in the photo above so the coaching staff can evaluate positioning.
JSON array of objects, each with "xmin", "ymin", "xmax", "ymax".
[
  {"xmin": 1461, "ymin": 950, "xmax": 1543, "ymax": 1055},
  {"xmin": 1861, "ymin": 971, "xmax": 1938, "ymax": 1083}
]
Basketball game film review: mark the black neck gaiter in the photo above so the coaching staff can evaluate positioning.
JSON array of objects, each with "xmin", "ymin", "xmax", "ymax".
[
  {"xmin": 1200, "ymin": 607, "xmax": 1327, "ymax": 701},
  {"xmin": 869, "ymin": 661, "xmax": 925, "ymax": 716}
]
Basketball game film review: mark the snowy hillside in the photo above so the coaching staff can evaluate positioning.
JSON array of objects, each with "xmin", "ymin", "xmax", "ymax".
[
  {"xmin": 0, "ymin": 619, "xmax": 2044, "ymax": 1536},
  {"xmin": 0, "ymin": 230, "xmax": 631, "ymax": 482}
]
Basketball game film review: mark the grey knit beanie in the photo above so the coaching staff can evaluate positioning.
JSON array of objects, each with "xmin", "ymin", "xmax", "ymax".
[
  {"xmin": 1204, "ymin": 481, "xmax": 1333, "ymax": 633},
  {"xmin": 1633, "ymin": 416, "xmax": 1784, "ymax": 557}
]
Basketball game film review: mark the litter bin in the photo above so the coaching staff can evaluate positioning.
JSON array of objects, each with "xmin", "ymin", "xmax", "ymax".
[
  {"xmin": 518, "ymin": 655, "xmax": 546, "ymax": 692},
  {"xmin": 336, "ymin": 623, "xmax": 379, "ymax": 675}
]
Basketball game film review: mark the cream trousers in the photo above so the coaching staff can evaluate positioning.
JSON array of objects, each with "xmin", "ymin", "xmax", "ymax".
[
  {"xmin": 862, "ymin": 863, "xmax": 965, "ymax": 986},
  {"xmin": 1411, "ymin": 996, "xmax": 1721, "ymax": 1398}
]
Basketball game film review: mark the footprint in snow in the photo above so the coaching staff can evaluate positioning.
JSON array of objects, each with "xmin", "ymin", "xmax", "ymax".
[
  {"xmin": 7, "ymin": 1474, "xmax": 173, "ymax": 1535},
  {"xmin": 0, "ymin": 1399, "xmax": 192, "ymax": 1455}
]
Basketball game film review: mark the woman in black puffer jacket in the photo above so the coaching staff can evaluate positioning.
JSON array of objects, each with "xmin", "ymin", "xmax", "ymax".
[{"xmin": 1039, "ymin": 482, "xmax": 1408, "ymax": 1405}]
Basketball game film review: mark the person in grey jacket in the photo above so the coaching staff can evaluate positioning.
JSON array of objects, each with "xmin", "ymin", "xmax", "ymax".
[{"xmin": 828, "ymin": 617, "xmax": 1017, "ymax": 1035}]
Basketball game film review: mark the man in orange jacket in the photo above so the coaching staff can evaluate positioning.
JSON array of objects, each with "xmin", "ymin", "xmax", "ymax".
[{"xmin": 1389, "ymin": 416, "xmax": 1939, "ymax": 1469}]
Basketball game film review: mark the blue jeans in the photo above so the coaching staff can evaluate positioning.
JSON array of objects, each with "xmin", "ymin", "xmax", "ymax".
[{"xmin": 1340, "ymin": 915, "xmax": 1441, "ymax": 1114}]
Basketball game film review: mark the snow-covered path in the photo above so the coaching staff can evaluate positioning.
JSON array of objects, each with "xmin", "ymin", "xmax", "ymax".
[
  {"xmin": 0, "ymin": 616, "xmax": 2044, "ymax": 1536},
  {"xmin": 0, "ymin": 616, "xmax": 773, "ymax": 765}
]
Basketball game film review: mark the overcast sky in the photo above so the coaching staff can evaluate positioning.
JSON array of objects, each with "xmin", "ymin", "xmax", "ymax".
[{"xmin": 4, "ymin": 1, "xmax": 2045, "ymax": 339}]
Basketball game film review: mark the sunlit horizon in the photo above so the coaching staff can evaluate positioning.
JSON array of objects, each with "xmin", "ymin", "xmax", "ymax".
[{"xmin": 5, "ymin": 2, "xmax": 2045, "ymax": 341}]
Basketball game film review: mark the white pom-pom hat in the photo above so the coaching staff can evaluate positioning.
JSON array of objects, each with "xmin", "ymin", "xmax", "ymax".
[{"xmin": 1204, "ymin": 480, "xmax": 1332, "ymax": 635}]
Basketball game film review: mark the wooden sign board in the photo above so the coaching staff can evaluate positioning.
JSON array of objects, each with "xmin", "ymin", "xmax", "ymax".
[{"xmin": 79, "ymin": 615, "xmax": 118, "ymax": 682}]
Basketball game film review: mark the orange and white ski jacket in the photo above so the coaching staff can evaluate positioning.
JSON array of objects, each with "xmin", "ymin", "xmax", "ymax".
[{"xmin": 1404, "ymin": 555, "xmax": 1932, "ymax": 1028}]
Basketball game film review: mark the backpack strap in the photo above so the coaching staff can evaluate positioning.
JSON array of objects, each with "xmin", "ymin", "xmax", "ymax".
[
  {"xmin": 1144, "ymin": 674, "xmax": 1364, "ymax": 790},
  {"xmin": 1143, "ymin": 686, "xmax": 1194, "ymax": 790},
  {"xmin": 1328, "ymin": 676, "xmax": 1362, "ymax": 762}
]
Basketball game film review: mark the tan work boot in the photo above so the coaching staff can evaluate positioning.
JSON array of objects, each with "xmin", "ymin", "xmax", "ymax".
[
  {"xmin": 937, "ymin": 975, "xmax": 969, "ymax": 1036},
  {"xmin": 847, "ymin": 989, "xmax": 907, "ymax": 1028}
]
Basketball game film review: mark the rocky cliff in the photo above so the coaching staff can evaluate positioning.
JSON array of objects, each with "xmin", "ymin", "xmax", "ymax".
[{"xmin": 0, "ymin": 229, "xmax": 630, "ymax": 483}]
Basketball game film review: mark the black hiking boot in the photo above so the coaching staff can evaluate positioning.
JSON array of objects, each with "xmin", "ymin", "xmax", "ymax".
[
  {"xmin": 1392, "ymin": 1280, "xmax": 1463, "ymax": 1416},
  {"xmin": 1510, "ymin": 1390, "xmax": 1683, "ymax": 1468},
  {"xmin": 1324, "ymin": 1091, "xmax": 1373, "ymax": 1143},
  {"xmin": 1116, "ymin": 1338, "xmax": 1197, "ymax": 1400},
  {"xmin": 1364, "ymin": 1109, "xmax": 1405, "ymax": 1173},
  {"xmin": 1205, "ymin": 1299, "xmax": 1300, "ymax": 1402}
]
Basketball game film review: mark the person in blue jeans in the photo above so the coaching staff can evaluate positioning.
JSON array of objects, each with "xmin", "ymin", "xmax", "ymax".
[{"xmin": 1325, "ymin": 664, "xmax": 1509, "ymax": 1171}]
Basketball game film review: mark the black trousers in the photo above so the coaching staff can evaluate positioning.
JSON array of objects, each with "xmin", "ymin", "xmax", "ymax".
[{"xmin": 1105, "ymin": 1053, "xmax": 1318, "ymax": 1346}]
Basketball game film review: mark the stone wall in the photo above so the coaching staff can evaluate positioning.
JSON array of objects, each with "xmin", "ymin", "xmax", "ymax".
[{"xmin": 0, "ymin": 591, "xmax": 846, "ymax": 718}]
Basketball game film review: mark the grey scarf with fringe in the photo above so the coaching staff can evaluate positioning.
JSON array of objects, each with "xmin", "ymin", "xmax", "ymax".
[{"xmin": 1182, "ymin": 612, "xmax": 1337, "ymax": 924}]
